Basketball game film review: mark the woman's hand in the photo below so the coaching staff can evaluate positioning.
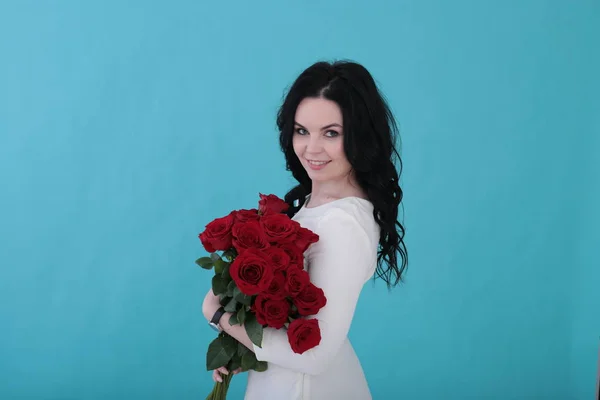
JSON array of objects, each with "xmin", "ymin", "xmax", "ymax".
[
  {"xmin": 203, "ymin": 288, "xmax": 245, "ymax": 382},
  {"xmin": 201, "ymin": 286, "xmax": 257, "ymax": 355},
  {"xmin": 202, "ymin": 287, "xmax": 221, "ymax": 321},
  {"xmin": 212, "ymin": 366, "xmax": 243, "ymax": 383}
]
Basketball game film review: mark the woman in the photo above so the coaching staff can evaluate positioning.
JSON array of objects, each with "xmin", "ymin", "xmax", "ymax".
[{"xmin": 202, "ymin": 60, "xmax": 408, "ymax": 399}]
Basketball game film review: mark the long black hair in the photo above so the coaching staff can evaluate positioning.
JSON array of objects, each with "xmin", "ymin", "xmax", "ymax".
[{"xmin": 277, "ymin": 60, "xmax": 408, "ymax": 288}]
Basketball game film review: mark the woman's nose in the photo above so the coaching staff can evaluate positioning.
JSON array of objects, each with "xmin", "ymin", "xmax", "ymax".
[{"xmin": 305, "ymin": 135, "xmax": 322, "ymax": 153}]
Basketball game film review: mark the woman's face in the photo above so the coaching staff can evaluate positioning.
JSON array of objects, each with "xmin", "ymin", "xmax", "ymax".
[{"xmin": 292, "ymin": 97, "xmax": 352, "ymax": 183}]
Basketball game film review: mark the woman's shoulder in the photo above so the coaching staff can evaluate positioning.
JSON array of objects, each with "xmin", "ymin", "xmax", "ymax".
[
  {"xmin": 310, "ymin": 199, "xmax": 380, "ymax": 273},
  {"xmin": 313, "ymin": 198, "xmax": 379, "ymax": 241},
  {"xmin": 318, "ymin": 196, "xmax": 372, "ymax": 220}
]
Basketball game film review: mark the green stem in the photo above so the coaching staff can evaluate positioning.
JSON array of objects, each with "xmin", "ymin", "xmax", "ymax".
[{"xmin": 205, "ymin": 366, "xmax": 235, "ymax": 399}]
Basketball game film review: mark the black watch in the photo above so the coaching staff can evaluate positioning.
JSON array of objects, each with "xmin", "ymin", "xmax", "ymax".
[{"xmin": 209, "ymin": 306, "xmax": 226, "ymax": 332}]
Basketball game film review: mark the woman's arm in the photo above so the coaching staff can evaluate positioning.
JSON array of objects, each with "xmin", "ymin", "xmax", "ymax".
[
  {"xmin": 203, "ymin": 207, "xmax": 375, "ymax": 375},
  {"xmin": 253, "ymin": 208, "xmax": 374, "ymax": 375},
  {"xmin": 202, "ymin": 290, "xmax": 255, "ymax": 351}
]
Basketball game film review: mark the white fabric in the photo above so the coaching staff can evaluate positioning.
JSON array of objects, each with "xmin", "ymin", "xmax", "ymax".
[{"xmin": 244, "ymin": 196, "xmax": 380, "ymax": 400}]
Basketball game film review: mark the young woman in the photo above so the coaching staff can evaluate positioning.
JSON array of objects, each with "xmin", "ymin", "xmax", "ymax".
[{"xmin": 202, "ymin": 60, "xmax": 408, "ymax": 399}]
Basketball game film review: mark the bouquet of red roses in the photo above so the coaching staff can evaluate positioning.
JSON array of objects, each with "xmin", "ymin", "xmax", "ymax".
[{"xmin": 196, "ymin": 194, "xmax": 327, "ymax": 399}]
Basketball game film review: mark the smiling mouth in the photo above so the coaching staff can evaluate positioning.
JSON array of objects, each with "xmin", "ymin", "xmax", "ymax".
[{"xmin": 307, "ymin": 160, "xmax": 331, "ymax": 166}]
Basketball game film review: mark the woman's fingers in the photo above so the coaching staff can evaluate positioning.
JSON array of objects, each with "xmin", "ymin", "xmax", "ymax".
[
  {"xmin": 212, "ymin": 366, "xmax": 243, "ymax": 382},
  {"xmin": 218, "ymin": 366, "xmax": 229, "ymax": 375},
  {"xmin": 212, "ymin": 369, "xmax": 222, "ymax": 383},
  {"xmin": 212, "ymin": 366, "xmax": 231, "ymax": 383}
]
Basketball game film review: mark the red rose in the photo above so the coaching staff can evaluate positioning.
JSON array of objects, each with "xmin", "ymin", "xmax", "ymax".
[
  {"xmin": 285, "ymin": 267, "xmax": 311, "ymax": 298},
  {"xmin": 198, "ymin": 214, "xmax": 235, "ymax": 252},
  {"xmin": 258, "ymin": 193, "xmax": 289, "ymax": 215},
  {"xmin": 264, "ymin": 271, "xmax": 286, "ymax": 300},
  {"xmin": 294, "ymin": 282, "xmax": 327, "ymax": 316},
  {"xmin": 233, "ymin": 209, "xmax": 260, "ymax": 223},
  {"xmin": 280, "ymin": 244, "xmax": 304, "ymax": 270},
  {"xmin": 265, "ymin": 247, "xmax": 291, "ymax": 272},
  {"xmin": 260, "ymin": 213, "xmax": 298, "ymax": 243},
  {"xmin": 232, "ymin": 220, "xmax": 270, "ymax": 254},
  {"xmin": 229, "ymin": 248, "xmax": 274, "ymax": 295},
  {"xmin": 293, "ymin": 225, "xmax": 319, "ymax": 253},
  {"xmin": 253, "ymin": 294, "xmax": 290, "ymax": 329},
  {"xmin": 287, "ymin": 318, "xmax": 322, "ymax": 354}
]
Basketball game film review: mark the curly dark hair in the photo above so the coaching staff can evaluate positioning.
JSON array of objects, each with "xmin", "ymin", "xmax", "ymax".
[{"xmin": 277, "ymin": 60, "xmax": 408, "ymax": 288}]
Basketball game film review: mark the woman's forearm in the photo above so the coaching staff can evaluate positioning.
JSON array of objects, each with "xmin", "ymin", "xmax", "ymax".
[
  {"xmin": 218, "ymin": 311, "xmax": 255, "ymax": 351},
  {"xmin": 202, "ymin": 291, "xmax": 256, "ymax": 351}
]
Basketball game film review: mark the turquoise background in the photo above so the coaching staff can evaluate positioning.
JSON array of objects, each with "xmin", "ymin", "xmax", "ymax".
[{"xmin": 1, "ymin": 1, "xmax": 598, "ymax": 399}]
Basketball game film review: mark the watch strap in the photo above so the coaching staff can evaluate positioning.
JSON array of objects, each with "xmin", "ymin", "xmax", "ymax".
[{"xmin": 210, "ymin": 306, "xmax": 226, "ymax": 326}]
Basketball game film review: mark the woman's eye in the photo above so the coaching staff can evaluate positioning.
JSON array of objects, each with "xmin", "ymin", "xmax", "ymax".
[
  {"xmin": 295, "ymin": 128, "xmax": 308, "ymax": 135},
  {"xmin": 325, "ymin": 130, "xmax": 339, "ymax": 137}
]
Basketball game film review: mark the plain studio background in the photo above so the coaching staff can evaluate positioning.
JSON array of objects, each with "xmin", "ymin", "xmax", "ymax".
[{"xmin": 0, "ymin": 1, "xmax": 598, "ymax": 399}]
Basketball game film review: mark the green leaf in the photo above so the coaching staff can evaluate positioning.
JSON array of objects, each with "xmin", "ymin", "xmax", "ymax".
[
  {"xmin": 214, "ymin": 259, "xmax": 227, "ymax": 275},
  {"xmin": 229, "ymin": 353, "xmax": 241, "ymax": 372},
  {"xmin": 221, "ymin": 263, "xmax": 231, "ymax": 280},
  {"xmin": 195, "ymin": 257, "xmax": 213, "ymax": 269},
  {"xmin": 241, "ymin": 350, "xmax": 258, "ymax": 371},
  {"xmin": 222, "ymin": 334, "xmax": 237, "ymax": 354},
  {"xmin": 206, "ymin": 335, "xmax": 236, "ymax": 370},
  {"xmin": 237, "ymin": 342, "xmax": 250, "ymax": 358},
  {"xmin": 219, "ymin": 294, "xmax": 231, "ymax": 306},
  {"xmin": 224, "ymin": 297, "xmax": 238, "ymax": 313},
  {"xmin": 233, "ymin": 286, "xmax": 252, "ymax": 306},
  {"xmin": 237, "ymin": 307, "xmax": 246, "ymax": 325},
  {"xmin": 254, "ymin": 360, "xmax": 268, "ymax": 372},
  {"xmin": 210, "ymin": 252, "xmax": 221, "ymax": 262},
  {"xmin": 229, "ymin": 313, "xmax": 239, "ymax": 325},
  {"xmin": 212, "ymin": 275, "xmax": 228, "ymax": 296},
  {"xmin": 226, "ymin": 280, "xmax": 235, "ymax": 297},
  {"xmin": 244, "ymin": 313, "xmax": 263, "ymax": 348}
]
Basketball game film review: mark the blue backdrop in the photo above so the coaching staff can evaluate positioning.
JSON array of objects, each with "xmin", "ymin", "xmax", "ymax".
[{"xmin": 1, "ymin": 1, "xmax": 598, "ymax": 399}]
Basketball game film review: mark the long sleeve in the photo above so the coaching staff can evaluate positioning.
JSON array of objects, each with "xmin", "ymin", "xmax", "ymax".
[{"xmin": 253, "ymin": 207, "xmax": 376, "ymax": 376}]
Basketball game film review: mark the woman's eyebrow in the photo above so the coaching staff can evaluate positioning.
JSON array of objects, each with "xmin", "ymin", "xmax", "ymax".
[{"xmin": 294, "ymin": 122, "xmax": 343, "ymax": 130}]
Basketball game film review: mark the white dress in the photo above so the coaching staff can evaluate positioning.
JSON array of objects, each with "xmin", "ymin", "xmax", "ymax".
[{"xmin": 245, "ymin": 196, "xmax": 380, "ymax": 400}]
